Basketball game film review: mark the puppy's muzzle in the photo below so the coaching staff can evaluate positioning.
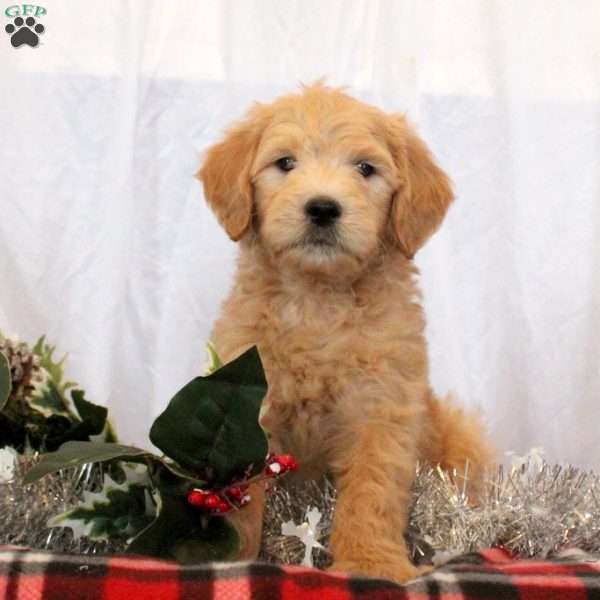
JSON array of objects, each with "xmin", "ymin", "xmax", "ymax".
[{"xmin": 304, "ymin": 197, "xmax": 342, "ymax": 228}]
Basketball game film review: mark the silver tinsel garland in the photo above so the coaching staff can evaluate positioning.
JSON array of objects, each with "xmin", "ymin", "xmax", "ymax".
[
  {"xmin": 0, "ymin": 453, "xmax": 126, "ymax": 555},
  {"xmin": 2, "ymin": 453, "xmax": 600, "ymax": 566},
  {"xmin": 408, "ymin": 461, "xmax": 600, "ymax": 563},
  {"xmin": 261, "ymin": 459, "xmax": 600, "ymax": 567},
  {"xmin": 260, "ymin": 477, "xmax": 336, "ymax": 568}
]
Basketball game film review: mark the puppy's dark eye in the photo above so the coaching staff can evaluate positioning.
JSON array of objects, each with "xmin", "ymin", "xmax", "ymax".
[
  {"xmin": 275, "ymin": 156, "xmax": 297, "ymax": 172},
  {"xmin": 356, "ymin": 161, "xmax": 376, "ymax": 178}
]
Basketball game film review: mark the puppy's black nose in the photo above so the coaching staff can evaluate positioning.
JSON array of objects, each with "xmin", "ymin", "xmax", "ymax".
[{"xmin": 304, "ymin": 197, "xmax": 342, "ymax": 227}]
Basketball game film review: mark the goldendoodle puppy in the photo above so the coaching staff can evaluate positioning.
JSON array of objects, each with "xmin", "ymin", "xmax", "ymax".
[{"xmin": 198, "ymin": 84, "xmax": 494, "ymax": 583}]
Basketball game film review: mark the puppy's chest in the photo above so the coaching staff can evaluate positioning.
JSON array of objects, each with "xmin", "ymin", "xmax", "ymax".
[
  {"xmin": 215, "ymin": 277, "xmax": 425, "ymax": 464},
  {"xmin": 255, "ymin": 294, "xmax": 367, "ymax": 461},
  {"xmin": 217, "ymin": 270, "xmax": 425, "ymax": 394},
  {"xmin": 256, "ymin": 292, "xmax": 385, "ymax": 398},
  {"xmin": 267, "ymin": 292, "xmax": 355, "ymax": 342}
]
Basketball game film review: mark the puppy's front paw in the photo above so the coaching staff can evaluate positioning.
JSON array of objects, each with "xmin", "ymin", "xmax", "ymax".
[{"xmin": 328, "ymin": 559, "xmax": 431, "ymax": 584}]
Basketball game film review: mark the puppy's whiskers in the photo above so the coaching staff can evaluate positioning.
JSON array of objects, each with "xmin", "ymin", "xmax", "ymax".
[{"xmin": 289, "ymin": 228, "xmax": 342, "ymax": 252}]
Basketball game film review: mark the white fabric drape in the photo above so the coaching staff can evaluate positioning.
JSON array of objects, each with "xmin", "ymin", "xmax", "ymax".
[{"xmin": 1, "ymin": 1, "xmax": 599, "ymax": 467}]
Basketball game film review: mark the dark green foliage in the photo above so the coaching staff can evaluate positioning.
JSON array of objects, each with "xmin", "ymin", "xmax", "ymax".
[
  {"xmin": 24, "ymin": 345, "xmax": 270, "ymax": 565},
  {"xmin": 51, "ymin": 478, "xmax": 155, "ymax": 540},
  {"xmin": 24, "ymin": 441, "xmax": 150, "ymax": 484},
  {"xmin": 0, "ymin": 334, "xmax": 111, "ymax": 452},
  {"xmin": 128, "ymin": 494, "xmax": 239, "ymax": 563},
  {"xmin": 0, "ymin": 352, "xmax": 10, "ymax": 411},
  {"xmin": 150, "ymin": 347, "xmax": 269, "ymax": 486}
]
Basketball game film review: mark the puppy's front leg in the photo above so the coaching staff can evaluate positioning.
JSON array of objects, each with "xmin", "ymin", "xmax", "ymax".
[
  {"xmin": 328, "ymin": 415, "xmax": 423, "ymax": 584},
  {"xmin": 225, "ymin": 481, "xmax": 265, "ymax": 559}
]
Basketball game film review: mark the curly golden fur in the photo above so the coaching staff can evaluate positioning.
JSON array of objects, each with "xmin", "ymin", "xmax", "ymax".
[{"xmin": 198, "ymin": 84, "xmax": 494, "ymax": 583}]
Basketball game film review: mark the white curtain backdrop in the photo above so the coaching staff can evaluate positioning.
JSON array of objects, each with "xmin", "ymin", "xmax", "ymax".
[{"xmin": 1, "ymin": 1, "xmax": 599, "ymax": 467}]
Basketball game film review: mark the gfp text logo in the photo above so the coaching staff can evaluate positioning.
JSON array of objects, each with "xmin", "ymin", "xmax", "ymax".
[{"xmin": 4, "ymin": 4, "xmax": 46, "ymax": 48}]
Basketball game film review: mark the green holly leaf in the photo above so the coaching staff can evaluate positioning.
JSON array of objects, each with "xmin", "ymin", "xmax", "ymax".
[
  {"xmin": 23, "ymin": 441, "xmax": 151, "ymax": 484},
  {"xmin": 49, "ymin": 464, "xmax": 155, "ymax": 540},
  {"xmin": 72, "ymin": 389, "xmax": 108, "ymax": 432},
  {"xmin": 149, "ymin": 346, "xmax": 268, "ymax": 486},
  {"xmin": 127, "ymin": 493, "xmax": 239, "ymax": 563},
  {"xmin": 32, "ymin": 336, "xmax": 77, "ymax": 396},
  {"xmin": 34, "ymin": 390, "xmax": 109, "ymax": 452},
  {"xmin": 27, "ymin": 380, "xmax": 72, "ymax": 420},
  {"xmin": 0, "ymin": 352, "xmax": 10, "ymax": 412},
  {"xmin": 204, "ymin": 342, "xmax": 223, "ymax": 375},
  {"xmin": 152, "ymin": 461, "xmax": 205, "ymax": 498}
]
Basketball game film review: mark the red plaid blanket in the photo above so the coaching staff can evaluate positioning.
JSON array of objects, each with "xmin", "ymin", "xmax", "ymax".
[{"xmin": 1, "ymin": 546, "xmax": 599, "ymax": 599}]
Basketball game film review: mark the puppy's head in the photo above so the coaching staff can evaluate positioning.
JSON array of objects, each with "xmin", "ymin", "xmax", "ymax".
[{"xmin": 199, "ymin": 85, "xmax": 453, "ymax": 278}]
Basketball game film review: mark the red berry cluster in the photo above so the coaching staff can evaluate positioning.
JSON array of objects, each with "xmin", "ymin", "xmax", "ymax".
[
  {"xmin": 186, "ymin": 454, "xmax": 298, "ymax": 513},
  {"xmin": 187, "ymin": 485, "xmax": 251, "ymax": 514},
  {"xmin": 265, "ymin": 453, "xmax": 298, "ymax": 477}
]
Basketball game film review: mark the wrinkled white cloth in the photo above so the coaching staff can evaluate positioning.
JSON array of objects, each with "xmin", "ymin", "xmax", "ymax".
[{"xmin": 0, "ymin": 1, "xmax": 599, "ymax": 467}]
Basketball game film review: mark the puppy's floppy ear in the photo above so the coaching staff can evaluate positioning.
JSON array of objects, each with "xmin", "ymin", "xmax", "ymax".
[
  {"xmin": 197, "ymin": 107, "xmax": 265, "ymax": 241},
  {"xmin": 387, "ymin": 116, "xmax": 454, "ymax": 258}
]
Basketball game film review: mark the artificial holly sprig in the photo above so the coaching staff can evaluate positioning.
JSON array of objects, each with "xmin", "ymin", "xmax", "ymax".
[{"xmin": 24, "ymin": 346, "xmax": 296, "ymax": 564}]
